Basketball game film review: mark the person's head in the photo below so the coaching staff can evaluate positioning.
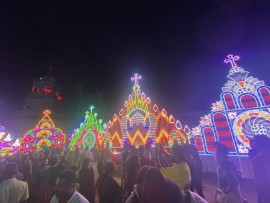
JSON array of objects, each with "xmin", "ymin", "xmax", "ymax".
[
  {"xmin": 2, "ymin": 162, "xmax": 18, "ymax": 179},
  {"xmin": 38, "ymin": 153, "xmax": 45, "ymax": 161},
  {"xmin": 214, "ymin": 142, "xmax": 228, "ymax": 162},
  {"xmin": 138, "ymin": 145, "xmax": 145, "ymax": 154},
  {"xmin": 22, "ymin": 154, "xmax": 29, "ymax": 161},
  {"xmin": 54, "ymin": 170, "xmax": 77, "ymax": 198},
  {"xmin": 125, "ymin": 155, "xmax": 141, "ymax": 175},
  {"xmin": 171, "ymin": 144, "xmax": 185, "ymax": 163},
  {"xmin": 142, "ymin": 168, "xmax": 182, "ymax": 203},
  {"xmin": 81, "ymin": 158, "xmax": 91, "ymax": 169},
  {"xmin": 104, "ymin": 161, "xmax": 115, "ymax": 176},
  {"xmin": 51, "ymin": 155, "xmax": 59, "ymax": 166},
  {"xmin": 145, "ymin": 143, "xmax": 151, "ymax": 150},
  {"xmin": 42, "ymin": 158, "xmax": 49, "ymax": 166},
  {"xmin": 142, "ymin": 167, "xmax": 166, "ymax": 203},
  {"xmin": 130, "ymin": 148, "xmax": 139, "ymax": 156}
]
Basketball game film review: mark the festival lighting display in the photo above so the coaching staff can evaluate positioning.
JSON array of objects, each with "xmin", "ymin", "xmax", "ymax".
[
  {"xmin": 0, "ymin": 127, "xmax": 13, "ymax": 157},
  {"xmin": 0, "ymin": 128, "xmax": 19, "ymax": 157},
  {"xmin": 0, "ymin": 126, "xmax": 5, "ymax": 139},
  {"xmin": 192, "ymin": 54, "xmax": 270, "ymax": 156},
  {"xmin": 68, "ymin": 106, "xmax": 104, "ymax": 150},
  {"xmin": 99, "ymin": 73, "xmax": 189, "ymax": 151},
  {"xmin": 20, "ymin": 110, "xmax": 66, "ymax": 154}
]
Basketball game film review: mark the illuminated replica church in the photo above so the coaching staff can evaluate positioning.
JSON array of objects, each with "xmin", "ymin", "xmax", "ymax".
[
  {"xmin": 192, "ymin": 54, "xmax": 270, "ymax": 178},
  {"xmin": 68, "ymin": 73, "xmax": 190, "ymax": 153}
]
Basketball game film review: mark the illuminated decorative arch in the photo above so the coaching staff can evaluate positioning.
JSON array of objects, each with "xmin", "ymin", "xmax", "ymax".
[
  {"xmin": 192, "ymin": 54, "xmax": 270, "ymax": 156},
  {"xmin": 258, "ymin": 86, "xmax": 270, "ymax": 106},
  {"xmin": 20, "ymin": 110, "xmax": 66, "ymax": 154},
  {"xmin": 0, "ymin": 127, "xmax": 21, "ymax": 156},
  {"xmin": 212, "ymin": 112, "xmax": 236, "ymax": 153},
  {"xmin": 239, "ymin": 93, "xmax": 259, "ymax": 109},
  {"xmin": 68, "ymin": 106, "xmax": 104, "ymax": 151},
  {"xmin": 98, "ymin": 73, "xmax": 189, "ymax": 151}
]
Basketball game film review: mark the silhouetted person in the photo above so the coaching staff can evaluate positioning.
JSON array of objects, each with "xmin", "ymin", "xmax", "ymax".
[
  {"xmin": 21, "ymin": 155, "xmax": 32, "ymax": 186},
  {"xmin": 214, "ymin": 142, "xmax": 242, "ymax": 203},
  {"xmin": 158, "ymin": 144, "xmax": 191, "ymax": 190},
  {"xmin": 50, "ymin": 170, "xmax": 89, "ymax": 203},
  {"xmin": 123, "ymin": 155, "xmax": 141, "ymax": 201},
  {"xmin": 79, "ymin": 158, "xmax": 95, "ymax": 203},
  {"xmin": 249, "ymin": 135, "xmax": 270, "ymax": 203},
  {"xmin": 97, "ymin": 156, "xmax": 105, "ymax": 177},
  {"xmin": 125, "ymin": 166, "xmax": 151, "ymax": 203},
  {"xmin": 0, "ymin": 162, "xmax": 29, "ymax": 203},
  {"xmin": 96, "ymin": 161, "xmax": 122, "ymax": 203},
  {"xmin": 183, "ymin": 144, "xmax": 205, "ymax": 198},
  {"xmin": 142, "ymin": 167, "xmax": 183, "ymax": 203},
  {"xmin": 138, "ymin": 146, "xmax": 150, "ymax": 166}
]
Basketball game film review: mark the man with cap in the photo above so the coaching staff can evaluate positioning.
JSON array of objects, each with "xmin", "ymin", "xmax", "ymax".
[{"xmin": 0, "ymin": 162, "xmax": 29, "ymax": 203}]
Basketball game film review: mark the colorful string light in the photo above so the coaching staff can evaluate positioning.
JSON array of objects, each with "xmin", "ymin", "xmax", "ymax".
[
  {"xmin": 20, "ymin": 110, "xmax": 66, "ymax": 154},
  {"xmin": 192, "ymin": 54, "xmax": 270, "ymax": 156}
]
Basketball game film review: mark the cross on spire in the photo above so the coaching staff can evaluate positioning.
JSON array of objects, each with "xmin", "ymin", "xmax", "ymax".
[
  {"xmin": 131, "ymin": 73, "xmax": 142, "ymax": 86},
  {"xmin": 44, "ymin": 110, "xmax": 51, "ymax": 116},
  {"xmin": 224, "ymin": 54, "xmax": 240, "ymax": 68},
  {"xmin": 89, "ymin": 105, "xmax": 94, "ymax": 113}
]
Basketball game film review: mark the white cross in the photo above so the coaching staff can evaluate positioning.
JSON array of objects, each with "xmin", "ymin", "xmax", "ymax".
[
  {"xmin": 131, "ymin": 73, "xmax": 142, "ymax": 86},
  {"xmin": 224, "ymin": 54, "xmax": 240, "ymax": 68},
  {"xmin": 89, "ymin": 105, "xmax": 94, "ymax": 113}
]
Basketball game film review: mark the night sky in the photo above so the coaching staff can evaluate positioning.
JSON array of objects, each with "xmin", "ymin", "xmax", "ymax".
[{"xmin": 1, "ymin": 0, "xmax": 270, "ymax": 129}]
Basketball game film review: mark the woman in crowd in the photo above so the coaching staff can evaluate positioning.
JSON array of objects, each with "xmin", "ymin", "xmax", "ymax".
[
  {"xmin": 125, "ymin": 165, "xmax": 151, "ymax": 203},
  {"xmin": 142, "ymin": 167, "xmax": 183, "ymax": 203},
  {"xmin": 214, "ymin": 142, "xmax": 242, "ymax": 203},
  {"xmin": 96, "ymin": 161, "xmax": 122, "ymax": 203},
  {"xmin": 123, "ymin": 155, "xmax": 141, "ymax": 201},
  {"xmin": 79, "ymin": 158, "xmax": 95, "ymax": 203},
  {"xmin": 249, "ymin": 135, "xmax": 270, "ymax": 203}
]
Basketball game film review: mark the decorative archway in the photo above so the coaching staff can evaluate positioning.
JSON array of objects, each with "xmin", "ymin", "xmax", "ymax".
[
  {"xmin": 20, "ymin": 110, "xmax": 66, "ymax": 154},
  {"xmin": 99, "ymin": 73, "xmax": 189, "ymax": 152}
]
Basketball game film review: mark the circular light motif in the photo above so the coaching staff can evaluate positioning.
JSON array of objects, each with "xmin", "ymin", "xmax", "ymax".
[
  {"xmin": 82, "ymin": 131, "xmax": 96, "ymax": 149},
  {"xmin": 233, "ymin": 110, "xmax": 270, "ymax": 149},
  {"xmin": 54, "ymin": 135, "xmax": 64, "ymax": 149}
]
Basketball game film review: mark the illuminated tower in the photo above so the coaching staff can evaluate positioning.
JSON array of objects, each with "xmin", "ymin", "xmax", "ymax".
[
  {"xmin": 10, "ymin": 66, "xmax": 65, "ymax": 138},
  {"xmin": 24, "ymin": 66, "xmax": 62, "ymax": 110}
]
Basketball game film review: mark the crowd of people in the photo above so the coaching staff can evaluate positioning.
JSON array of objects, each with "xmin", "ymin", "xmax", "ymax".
[{"xmin": 0, "ymin": 136, "xmax": 269, "ymax": 203}]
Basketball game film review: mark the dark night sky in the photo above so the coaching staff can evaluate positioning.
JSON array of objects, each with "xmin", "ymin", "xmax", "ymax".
[{"xmin": 1, "ymin": 0, "xmax": 270, "ymax": 129}]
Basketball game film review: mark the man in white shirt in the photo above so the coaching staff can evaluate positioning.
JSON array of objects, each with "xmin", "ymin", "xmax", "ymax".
[
  {"xmin": 0, "ymin": 162, "xmax": 29, "ymax": 203},
  {"xmin": 50, "ymin": 170, "xmax": 89, "ymax": 203}
]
